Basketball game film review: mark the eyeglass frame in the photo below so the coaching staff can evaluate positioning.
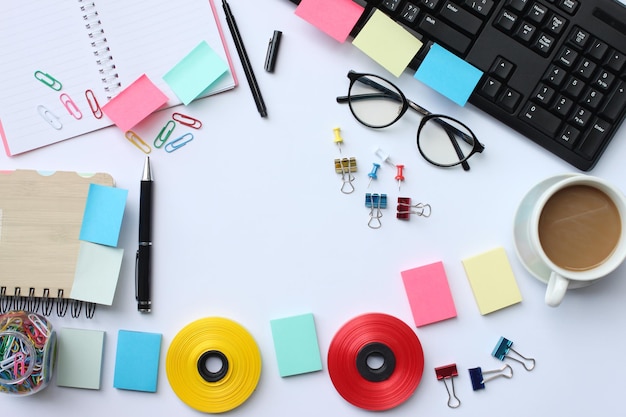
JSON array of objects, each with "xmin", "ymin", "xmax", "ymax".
[{"xmin": 336, "ymin": 71, "xmax": 485, "ymax": 171}]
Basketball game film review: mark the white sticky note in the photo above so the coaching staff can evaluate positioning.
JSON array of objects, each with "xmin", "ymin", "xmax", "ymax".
[
  {"xmin": 56, "ymin": 328, "xmax": 105, "ymax": 390},
  {"xmin": 70, "ymin": 241, "xmax": 124, "ymax": 305}
]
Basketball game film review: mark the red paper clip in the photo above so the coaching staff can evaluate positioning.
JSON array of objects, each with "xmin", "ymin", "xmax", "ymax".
[
  {"xmin": 85, "ymin": 89, "xmax": 103, "ymax": 119},
  {"xmin": 172, "ymin": 112, "xmax": 202, "ymax": 129}
]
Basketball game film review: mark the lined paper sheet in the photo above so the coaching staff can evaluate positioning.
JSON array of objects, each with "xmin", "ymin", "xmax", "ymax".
[{"xmin": 0, "ymin": 0, "xmax": 235, "ymax": 155}]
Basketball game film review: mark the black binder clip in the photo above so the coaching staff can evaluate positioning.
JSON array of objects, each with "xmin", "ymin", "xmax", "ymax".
[
  {"xmin": 365, "ymin": 193, "xmax": 387, "ymax": 229},
  {"xmin": 468, "ymin": 364, "xmax": 513, "ymax": 391},
  {"xmin": 435, "ymin": 364, "xmax": 461, "ymax": 408},
  {"xmin": 335, "ymin": 157, "xmax": 357, "ymax": 194},
  {"xmin": 492, "ymin": 336, "xmax": 536, "ymax": 371}
]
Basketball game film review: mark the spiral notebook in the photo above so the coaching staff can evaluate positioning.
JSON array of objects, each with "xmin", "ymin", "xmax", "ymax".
[
  {"xmin": 0, "ymin": 0, "xmax": 236, "ymax": 156},
  {"xmin": 0, "ymin": 170, "xmax": 126, "ymax": 318}
]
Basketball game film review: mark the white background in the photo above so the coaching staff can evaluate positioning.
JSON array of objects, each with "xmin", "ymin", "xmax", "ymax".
[{"xmin": 2, "ymin": 1, "xmax": 626, "ymax": 415}]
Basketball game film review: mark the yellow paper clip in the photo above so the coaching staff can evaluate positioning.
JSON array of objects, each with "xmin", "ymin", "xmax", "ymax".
[
  {"xmin": 85, "ymin": 89, "xmax": 103, "ymax": 119},
  {"xmin": 60, "ymin": 93, "xmax": 83, "ymax": 120},
  {"xmin": 34, "ymin": 70, "xmax": 62, "ymax": 91},
  {"xmin": 125, "ymin": 131, "xmax": 151, "ymax": 154},
  {"xmin": 172, "ymin": 112, "xmax": 202, "ymax": 129},
  {"xmin": 165, "ymin": 133, "xmax": 194, "ymax": 153},
  {"xmin": 37, "ymin": 105, "xmax": 62, "ymax": 130},
  {"xmin": 154, "ymin": 120, "xmax": 176, "ymax": 148}
]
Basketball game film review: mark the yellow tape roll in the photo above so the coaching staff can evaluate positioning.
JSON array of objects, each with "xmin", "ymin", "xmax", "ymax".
[{"xmin": 166, "ymin": 317, "xmax": 262, "ymax": 413}]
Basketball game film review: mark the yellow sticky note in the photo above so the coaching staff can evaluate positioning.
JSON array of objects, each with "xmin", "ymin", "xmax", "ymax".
[
  {"xmin": 462, "ymin": 247, "xmax": 522, "ymax": 315},
  {"xmin": 352, "ymin": 9, "xmax": 423, "ymax": 77}
]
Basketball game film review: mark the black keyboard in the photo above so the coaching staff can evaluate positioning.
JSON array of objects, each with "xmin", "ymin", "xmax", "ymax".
[{"xmin": 288, "ymin": 0, "xmax": 626, "ymax": 171}]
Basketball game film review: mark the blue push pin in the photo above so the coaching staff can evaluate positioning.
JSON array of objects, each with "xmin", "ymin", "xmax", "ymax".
[
  {"xmin": 367, "ymin": 163, "xmax": 380, "ymax": 188},
  {"xmin": 492, "ymin": 337, "xmax": 535, "ymax": 371},
  {"xmin": 468, "ymin": 364, "xmax": 513, "ymax": 390}
]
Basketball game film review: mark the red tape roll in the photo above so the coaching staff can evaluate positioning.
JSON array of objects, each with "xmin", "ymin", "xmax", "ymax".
[{"xmin": 327, "ymin": 313, "xmax": 425, "ymax": 411}]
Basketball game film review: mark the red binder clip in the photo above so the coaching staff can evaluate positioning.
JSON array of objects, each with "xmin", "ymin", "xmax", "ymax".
[
  {"xmin": 396, "ymin": 197, "xmax": 431, "ymax": 220},
  {"xmin": 435, "ymin": 364, "xmax": 461, "ymax": 408}
]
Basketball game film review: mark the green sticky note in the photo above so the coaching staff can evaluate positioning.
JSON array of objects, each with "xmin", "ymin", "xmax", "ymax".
[
  {"xmin": 163, "ymin": 40, "xmax": 229, "ymax": 105},
  {"xmin": 462, "ymin": 247, "xmax": 523, "ymax": 315},
  {"xmin": 270, "ymin": 313, "xmax": 322, "ymax": 377},
  {"xmin": 352, "ymin": 9, "xmax": 423, "ymax": 77},
  {"xmin": 114, "ymin": 330, "xmax": 162, "ymax": 392},
  {"xmin": 56, "ymin": 328, "xmax": 105, "ymax": 390}
]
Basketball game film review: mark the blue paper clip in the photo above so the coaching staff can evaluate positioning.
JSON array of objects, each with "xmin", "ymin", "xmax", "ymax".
[
  {"xmin": 154, "ymin": 120, "xmax": 176, "ymax": 148},
  {"xmin": 165, "ymin": 132, "xmax": 194, "ymax": 153},
  {"xmin": 435, "ymin": 364, "xmax": 461, "ymax": 408},
  {"xmin": 365, "ymin": 193, "xmax": 387, "ymax": 229},
  {"xmin": 492, "ymin": 337, "xmax": 535, "ymax": 371},
  {"xmin": 468, "ymin": 364, "xmax": 513, "ymax": 390}
]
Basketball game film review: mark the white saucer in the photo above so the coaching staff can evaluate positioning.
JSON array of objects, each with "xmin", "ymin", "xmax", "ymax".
[{"xmin": 512, "ymin": 174, "xmax": 592, "ymax": 289}]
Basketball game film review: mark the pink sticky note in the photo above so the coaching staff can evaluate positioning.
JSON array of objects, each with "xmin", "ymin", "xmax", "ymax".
[
  {"xmin": 401, "ymin": 261, "xmax": 457, "ymax": 327},
  {"xmin": 102, "ymin": 74, "xmax": 169, "ymax": 132},
  {"xmin": 295, "ymin": 0, "xmax": 365, "ymax": 43}
]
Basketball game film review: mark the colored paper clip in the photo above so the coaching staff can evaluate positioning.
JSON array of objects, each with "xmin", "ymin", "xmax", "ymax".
[
  {"xmin": 165, "ymin": 133, "xmax": 194, "ymax": 153},
  {"xmin": 435, "ymin": 364, "xmax": 461, "ymax": 408},
  {"xmin": 492, "ymin": 336, "xmax": 536, "ymax": 371},
  {"xmin": 34, "ymin": 70, "xmax": 62, "ymax": 91},
  {"xmin": 154, "ymin": 120, "xmax": 176, "ymax": 148},
  {"xmin": 365, "ymin": 193, "xmax": 387, "ymax": 229},
  {"xmin": 333, "ymin": 127, "xmax": 343, "ymax": 153},
  {"xmin": 60, "ymin": 93, "xmax": 83, "ymax": 120},
  {"xmin": 334, "ymin": 157, "xmax": 357, "ymax": 194},
  {"xmin": 85, "ymin": 89, "xmax": 103, "ymax": 119},
  {"xmin": 37, "ymin": 105, "xmax": 62, "ymax": 130},
  {"xmin": 397, "ymin": 197, "xmax": 432, "ymax": 220},
  {"xmin": 468, "ymin": 364, "xmax": 513, "ymax": 390},
  {"xmin": 172, "ymin": 112, "xmax": 202, "ymax": 129},
  {"xmin": 125, "ymin": 131, "xmax": 151, "ymax": 154}
]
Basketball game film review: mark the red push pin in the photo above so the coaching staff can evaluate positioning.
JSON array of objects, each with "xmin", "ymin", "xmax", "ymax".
[{"xmin": 395, "ymin": 164, "xmax": 405, "ymax": 191}]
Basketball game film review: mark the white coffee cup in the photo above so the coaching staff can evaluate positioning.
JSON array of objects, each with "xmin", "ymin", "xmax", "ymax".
[{"xmin": 514, "ymin": 174, "xmax": 626, "ymax": 307}]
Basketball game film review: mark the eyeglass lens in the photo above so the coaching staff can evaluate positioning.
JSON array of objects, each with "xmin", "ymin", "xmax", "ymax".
[
  {"xmin": 348, "ymin": 75, "xmax": 404, "ymax": 128},
  {"xmin": 418, "ymin": 116, "xmax": 476, "ymax": 167}
]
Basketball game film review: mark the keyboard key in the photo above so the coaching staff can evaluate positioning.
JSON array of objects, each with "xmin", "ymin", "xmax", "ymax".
[
  {"xmin": 555, "ymin": 46, "xmax": 578, "ymax": 68},
  {"xmin": 480, "ymin": 77, "xmax": 502, "ymax": 99},
  {"xmin": 543, "ymin": 64, "xmax": 567, "ymax": 86},
  {"xmin": 593, "ymin": 70, "xmax": 615, "ymax": 91},
  {"xmin": 574, "ymin": 58, "xmax": 597, "ymax": 80},
  {"xmin": 400, "ymin": 3, "xmax": 420, "ymax": 23},
  {"xmin": 553, "ymin": 95, "xmax": 575, "ymax": 116},
  {"xmin": 507, "ymin": 0, "xmax": 530, "ymax": 12},
  {"xmin": 599, "ymin": 81, "xmax": 626, "ymax": 121},
  {"xmin": 570, "ymin": 106, "xmax": 592, "ymax": 127},
  {"xmin": 558, "ymin": 0, "xmax": 579, "ymax": 14},
  {"xmin": 545, "ymin": 13, "xmax": 567, "ymax": 35},
  {"xmin": 605, "ymin": 50, "xmax": 626, "ymax": 73},
  {"xmin": 418, "ymin": 14, "xmax": 472, "ymax": 55},
  {"xmin": 490, "ymin": 56, "xmax": 515, "ymax": 79},
  {"xmin": 422, "ymin": 0, "xmax": 441, "ymax": 10},
  {"xmin": 577, "ymin": 118, "xmax": 611, "ymax": 159},
  {"xmin": 580, "ymin": 88, "xmax": 604, "ymax": 110},
  {"xmin": 569, "ymin": 26, "xmax": 590, "ymax": 49},
  {"xmin": 465, "ymin": 0, "xmax": 494, "ymax": 16},
  {"xmin": 441, "ymin": 1, "xmax": 483, "ymax": 35},
  {"xmin": 533, "ymin": 32, "xmax": 555, "ymax": 56},
  {"xmin": 533, "ymin": 84, "xmax": 555, "ymax": 104},
  {"xmin": 499, "ymin": 88, "xmax": 522, "ymax": 112},
  {"xmin": 520, "ymin": 102, "xmax": 562, "ymax": 136},
  {"xmin": 563, "ymin": 76, "xmax": 585, "ymax": 97},
  {"xmin": 383, "ymin": 0, "xmax": 402, "ymax": 11},
  {"xmin": 528, "ymin": 2, "xmax": 549, "ymax": 23},
  {"xmin": 494, "ymin": 10, "xmax": 518, "ymax": 32},
  {"xmin": 515, "ymin": 22, "xmax": 536, "ymax": 43},
  {"xmin": 557, "ymin": 125, "xmax": 580, "ymax": 148},
  {"xmin": 588, "ymin": 39, "xmax": 609, "ymax": 61}
]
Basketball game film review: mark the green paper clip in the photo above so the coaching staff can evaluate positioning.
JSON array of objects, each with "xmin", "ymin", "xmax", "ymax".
[
  {"xmin": 34, "ymin": 71, "xmax": 62, "ymax": 91},
  {"xmin": 154, "ymin": 120, "xmax": 176, "ymax": 148}
]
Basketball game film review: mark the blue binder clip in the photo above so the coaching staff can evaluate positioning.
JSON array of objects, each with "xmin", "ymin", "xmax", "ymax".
[
  {"xmin": 468, "ymin": 364, "xmax": 513, "ymax": 391},
  {"xmin": 435, "ymin": 364, "xmax": 461, "ymax": 408},
  {"xmin": 365, "ymin": 193, "xmax": 387, "ymax": 229},
  {"xmin": 492, "ymin": 336, "xmax": 535, "ymax": 371}
]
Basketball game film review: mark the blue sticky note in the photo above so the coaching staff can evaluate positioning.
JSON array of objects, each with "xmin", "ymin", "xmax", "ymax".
[
  {"xmin": 114, "ymin": 330, "xmax": 162, "ymax": 392},
  {"xmin": 414, "ymin": 44, "xmax": 483, "ymax": 106},
  {"xmin": 79, "ymin": 184, "xmax": 128, "ymax": 247},
  {"xmin": 270, "ymin": 313, "xmax": 323, "ymax": 377},
  {"xmin": 163, "ymin": 41, "xmax": 229, "ymax": 105}
]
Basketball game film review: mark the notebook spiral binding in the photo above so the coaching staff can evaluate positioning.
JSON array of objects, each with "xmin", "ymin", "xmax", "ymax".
[
  {"xmin": 0, "ymin": 287, "xmax": 95, "ymax": 319},
  {"xmin": 79, "ymin": 0, "xmax": 121, "ymax": 99}
]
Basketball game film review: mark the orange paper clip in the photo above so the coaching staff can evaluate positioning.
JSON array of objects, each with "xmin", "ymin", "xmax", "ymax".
[
  {"xmin": 34, "ymin": 70, "xmax": 62, "ymax": 91},
  {"xmin": 60, "ymin": 93, "xmax": 83, "ymax": 120},
  {"xmin": 85, "ymin": 89, "xmax": 103, "ymax": 119},
  {"xmin": 172, "ymin": 112, "xmax": 202, "ymax": 129},
  {"xmin": 125, "ymin": 131, "xmax": 151, "ymax": 154}
]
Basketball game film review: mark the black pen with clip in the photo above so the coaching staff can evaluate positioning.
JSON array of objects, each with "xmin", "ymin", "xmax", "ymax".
[{"xmin": 136, "ymin": 156, "xmax": 153, "ymax": 313}]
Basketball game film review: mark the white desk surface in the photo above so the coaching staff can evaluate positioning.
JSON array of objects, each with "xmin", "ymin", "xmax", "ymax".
[{"xmin": 2, "ymin": 1, "xmax": 626, "ymax": 415}]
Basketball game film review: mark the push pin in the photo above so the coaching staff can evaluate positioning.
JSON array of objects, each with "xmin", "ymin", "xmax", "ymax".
[
  {"xmin": 374, "ymin": 147, "xmax": 396, "ymax": 167},
  {"xmin": 492, "ymin": 337, "xmax": 535, "ymax": 371},
  {"xmin": 365, "ymin": 193, "xmax": 387, "ymax": 229},
  {"xmin": 367, "ymin": 163, "xmax": 380, "ymax": 188},
  {"xmin": 435, "ymin": 364, "xmax": 461, "ymax": 408},
  {"xmin": 397, "ymin": 197, "xmax": 432, "ymax": 220},
  {"xmin": 334, "ymin": 157, "xmax": 357, "ymax": 194},
  {"xmin": 333, "ymin": 127, "xmax": 344, "ymax": 154},
  {"xmin": 395, "ymin": 164, "xmax": 405, "ymax": 190},
  {"xmin": 468, "ymin": 364, "xmax": 513, "ymax": 391}
]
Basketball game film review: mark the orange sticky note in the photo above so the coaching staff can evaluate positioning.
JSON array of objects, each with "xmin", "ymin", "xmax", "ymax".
[
  {"xmin": 401, "ymin": 261, "xmax": 457, "ymax": 327},
  {"xmin": 295, "ymin": 0, "xmax": 365, "ymax": 43},
  {"xmin": 102, "ymin": 74, "xmax": 168, "ymax": 132}
]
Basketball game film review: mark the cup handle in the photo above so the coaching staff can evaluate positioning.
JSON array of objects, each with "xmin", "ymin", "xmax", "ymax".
[{"xmin": 545, "ymin": 271, "xmax": 569, "ymax": 307}]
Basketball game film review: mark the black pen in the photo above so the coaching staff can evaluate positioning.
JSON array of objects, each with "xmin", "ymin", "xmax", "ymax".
[
  {"xmin": 222, "ymin": 0, "xmax": 268, "ymax": 118},
  {"xmin": 136, "ymin": 156, "xmax": 153, "ymax": 313}
]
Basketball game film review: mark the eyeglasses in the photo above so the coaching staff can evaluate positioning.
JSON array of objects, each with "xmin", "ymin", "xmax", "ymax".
[{"xmin": 336, "ymin": 71, "xmax": 484, "ymax": 171}]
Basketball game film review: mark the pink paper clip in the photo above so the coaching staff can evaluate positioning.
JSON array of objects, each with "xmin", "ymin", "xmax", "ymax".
[
  {"xmin": 85, "ymin": 89, "xmax": 103, "ymax": 119},
  {"xmin": 60, "ymin": 93, "xmax": 83, "ymax": 120},
  {"xmin": 172, "ymin": 112, "xmax": 202, "ymax": 129},
  {"xmin": 435, "ymin": 364, "xmax": 461, "ymax": 408}
]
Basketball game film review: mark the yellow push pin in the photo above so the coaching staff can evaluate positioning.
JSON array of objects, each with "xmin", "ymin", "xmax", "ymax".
[{"xmin": 333, "ymin": 127, "xmax": 343, "ymax": 153}]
